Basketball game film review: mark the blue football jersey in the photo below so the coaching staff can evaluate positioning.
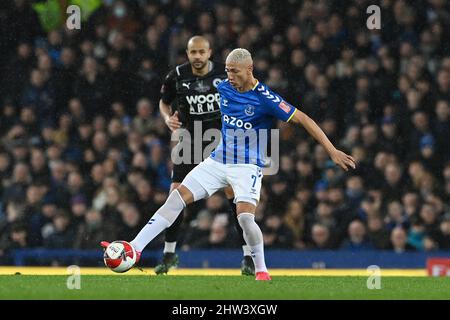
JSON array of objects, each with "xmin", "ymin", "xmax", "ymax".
[{"xmin": 210, "ymin": 79, "xmax": 297, "ymax": 167}]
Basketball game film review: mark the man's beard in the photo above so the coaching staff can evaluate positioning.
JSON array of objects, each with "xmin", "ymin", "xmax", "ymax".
[{"xmin": 192, "ymin": 61, "xmax": 207, "ymax": 70}]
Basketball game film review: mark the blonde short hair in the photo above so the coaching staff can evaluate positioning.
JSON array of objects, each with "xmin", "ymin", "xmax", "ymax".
[{"xmin": 226, "ymin": 48, "xmax": 253, "ymax": 65}]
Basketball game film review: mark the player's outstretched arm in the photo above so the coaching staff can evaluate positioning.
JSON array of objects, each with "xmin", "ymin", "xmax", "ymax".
[{"xmin": 289, "ymin": 109, "xmax": 356, "ymax": 171}]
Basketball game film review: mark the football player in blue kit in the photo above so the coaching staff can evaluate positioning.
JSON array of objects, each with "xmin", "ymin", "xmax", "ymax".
[{"xmin": 103, "ymin": 48, "xmax": 356, "ymax": 280}]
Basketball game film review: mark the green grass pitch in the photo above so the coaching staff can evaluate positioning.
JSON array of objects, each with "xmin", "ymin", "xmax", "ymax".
[{"xmin": 1, "ymin": 275, "xmax": 450, "ymax": 299}]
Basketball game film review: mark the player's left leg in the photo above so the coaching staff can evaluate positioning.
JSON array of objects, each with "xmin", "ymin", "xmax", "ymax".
[
  {"xmin": 226, "ymin": 165, "xmax": 271, "ymax": 281},
  {"xmin": 224, "ymin": 186, "xmax": 255, "ymax": 276}
]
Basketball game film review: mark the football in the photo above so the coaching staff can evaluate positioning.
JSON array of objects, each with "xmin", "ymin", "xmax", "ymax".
[{"xmin": 103, "ymin": 241, "xmax": 137, "ymax": 273}]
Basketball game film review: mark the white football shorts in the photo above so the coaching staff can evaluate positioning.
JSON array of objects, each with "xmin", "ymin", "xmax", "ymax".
[{"xmin": 181, "ymin": 157, "xmax": 263, "ymax": 206}]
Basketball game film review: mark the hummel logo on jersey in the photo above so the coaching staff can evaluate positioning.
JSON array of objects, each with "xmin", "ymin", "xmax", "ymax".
[
  {"xmin": 257, "ymin": 167, "xmax": 263, "ymax": 178},
  {"xmin": 258, "ymin": 84, "xmax": 281, "ymax": 103}
]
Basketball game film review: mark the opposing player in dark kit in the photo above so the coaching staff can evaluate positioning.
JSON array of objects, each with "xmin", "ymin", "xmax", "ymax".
[{"xmin": 155, "ymin": 36, "xmax": 255, "ymax": 275}]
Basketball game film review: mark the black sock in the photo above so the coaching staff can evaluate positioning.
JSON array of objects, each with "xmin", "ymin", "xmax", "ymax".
[{"xmin": 228, "ymin": 198, "xmax": 247, "ymax": 249}]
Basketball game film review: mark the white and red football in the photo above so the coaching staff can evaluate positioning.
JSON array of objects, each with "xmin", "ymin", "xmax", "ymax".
[{"xmin": 103, "ymin": 240, "xmax": 137, "ymax": 273}]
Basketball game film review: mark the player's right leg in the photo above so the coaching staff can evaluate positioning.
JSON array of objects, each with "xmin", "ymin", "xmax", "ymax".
[
  {"xmin": 224, "ymin": 186, "xmax": 255, "ymax": 276},
  {"xmin": 154, "ymin": 182, "xmax": 181, "ymax": 274},
  {"xmin": 100, "ymin": 186, "xmax": 192, "ymax": 265},
  {"xmin": 105, "ymin": 158, "xmax": 228, "ymax": 269},
  {"xmin": 129, "ymin": 184, "xmax": 194, "ymax": 254}
]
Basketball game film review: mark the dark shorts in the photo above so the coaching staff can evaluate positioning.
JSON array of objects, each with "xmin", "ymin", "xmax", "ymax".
[{"xmin": 171, "ymin": 162, "xmax": 198, "ymax": 183}]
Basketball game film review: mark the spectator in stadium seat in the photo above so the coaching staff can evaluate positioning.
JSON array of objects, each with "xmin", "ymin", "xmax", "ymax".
[
  {"xmin": 30, "ymin": 148, "xmax": 51, "ymax": 185},
  {"xmin": 367, "ymin": 215, "xmax": 390, "ymax": 250},
  {"xmin": 433, "ymin": 100, "xmax": 450, "ymax": 159},
  {"xmin": 19, "ymin": 106, "xmax": 40, "ymax": 138},
  {"xmin": 444, "ymin": 164, "xmax": 450, "ymax": 204},
  {"xmin": 43, "ymin": 210, "xmax": 75, "ymax": 249},
  {"xmin": 0, "ymin": 151, "xmax": 12, "ymax": 189},
  {"xmin": 20, "ymin": 69, "xmax": 56, "ymax": 124},
  {"xmin": 132, "ymin": 98, "xmax": 158, "ymax": 136},
  {"xmin": 345, "ymin": 176, "xmax": 365, "ymax": 210},
  {"xmin": 409, "ymin": 111, "xmax": 431, "ymax": 156},
  {"xmin": 3, "ymin": 42, "xmax": 34, "ymax": 104},
  {"xmin": 262, "ymin": 215, "xmax": 294, "ymax": 249},
  {"xmin": 265, "ymin": 175, "xmax": 290, "ymax": 216},
  {"xmin": 147, "ymin": 141, "xmax": 171, "ymax": 191},
  {"xmin": 182, "ymin": 210, "xmax": 213, "ymax": 250},
  {"xmin": 388, "ymin": 227, "xmax": 416, "ymax": 253},
  {"xmin": 105, "ymin": 52, "xmax": 133, "ymax": 108},
  {"xmin": 54, "ymin": 48, "xmax": 78, "ymax": 110},
  {"xmin": 74, "ymin": 57, "xmax": 110, "ymax": 117},
  {"xmin": 309, "ymin": 223, "xmax": 335, "ymax": 250},
  {"xmin": 67, "ymin": 171, "xmax": 86, "ymax": 199},
  {"xmin": 116, "ymin": 204, "xmax": 142, "ymax": 242},
  {"xmin": 385, "ymin": 200, "xmax": 409, "ymax": 231},
  {"xmin": 284, "ymin": 199, "xmax": 307, "ymax": 249},
  {"xmin": 10, "ymin": 139, "xmax": 29, "ymax": 163},
  {"xmin": 74, "ymin": 208, "xmax": 115, "ymax": 249},
  {"xmin": 23, "ymin": 184, "xmax": 43, "ymax": 244},
  {"xmin": 360, "ymin": 124, "xmax": 379, "ymax": 160},
  {"xmin": 418, "ymin": 134, "xmax": 442, "ymax": 175},
  {"xmin": 431, "ymin": 213, "xmax": 450, "ymax": 250},
  {"xmin": 407, "ymin": 216, "xmax": 426, "ymax": 251},
  {"xmin": 295, "ymin": 158, "xmax": 316, "ymax": 189},
  {"xmin": 133, "ymin": 179, "xmax": 159, "ymax": 218},
  {"xmin": 340, "ymin": 220, "xmax": 374, "ymax": 250},
  {"xmin": 379, "ymin": 116, "xmax": 404, "ymax": 156},
  {"xmin": 382, "ymin": 162, "xmax": 405, "ymax": 202},
  {"xmin": 107, "ymin": 118, "xmax": 127, "ymax": 150},
  {"xmin": 314, "ymin": 201, "xmax": 338, "ymax": 234},
  {"xmin": 0, "ymin": 202, "xmax": 26, "ymax": 237},
  {"xmin": 402, "ymin": 191, "xmax": 420, "ymax": 218},
  {"xmin": 436, "ymin": 69, "xmax": 450, "ymax": 101},
  {"xmin": 207, "ymin": 216, "xmax": 238, "ymax": 249},
  {"xmin": 265, "ymin": 65, "xmax": 289, "ymax": 98},
  {"xmin": 0, "ymin": 222, "xmax": 29, "ymax": 264},
  {"xmin": 2, "ymin": 162, "xmax": 30, "ymax": 205},
  {"xmin": 134, "ymin": 57, "xmax": 161, "ymax": 104},
  {"xmin": 419, "ymin": 202, "xmax": 440, "ymax": 237},
  {"xmin": 328, "ymin": 185, "xmax": 356, "ymax": 242}
]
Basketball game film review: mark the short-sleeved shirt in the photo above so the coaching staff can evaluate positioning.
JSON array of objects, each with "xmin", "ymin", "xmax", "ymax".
[
  {"xmin": 160, "ymin": 61, "xmax": 227, "ymax": 133},
  {"xmin": 210, "ymin": 79, "xmax": 297, "ymax": 167}
]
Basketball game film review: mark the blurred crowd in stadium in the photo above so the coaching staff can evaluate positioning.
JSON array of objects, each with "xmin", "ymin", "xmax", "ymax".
[{"xmin": 0, "ymin": 0, "xmax": 449, "ymax": 264}]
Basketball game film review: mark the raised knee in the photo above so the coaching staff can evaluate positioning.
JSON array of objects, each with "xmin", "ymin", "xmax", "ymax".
[
  {"xmin": 176, "ymin": 185, "xmax": 194, "ymax": 205},
  {"xmin": 224, "ymin": 186, "xmax": 235, "ymax": 199}
]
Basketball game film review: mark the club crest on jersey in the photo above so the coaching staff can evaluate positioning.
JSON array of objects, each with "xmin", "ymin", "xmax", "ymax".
[
  {"xmin": 278, "ymin": 101, "xmax": 291, "ymax": 114},
  {"xmin": 212, "ymin": 78, "xmax": 222, "ymax": 88},
  {"xmin": 194, "ymin": 80, "xmax": 210, "ymax": 93},
  {"xmin": 245, "ymin": 105, "xmax": 255, "ymax": 116}
]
